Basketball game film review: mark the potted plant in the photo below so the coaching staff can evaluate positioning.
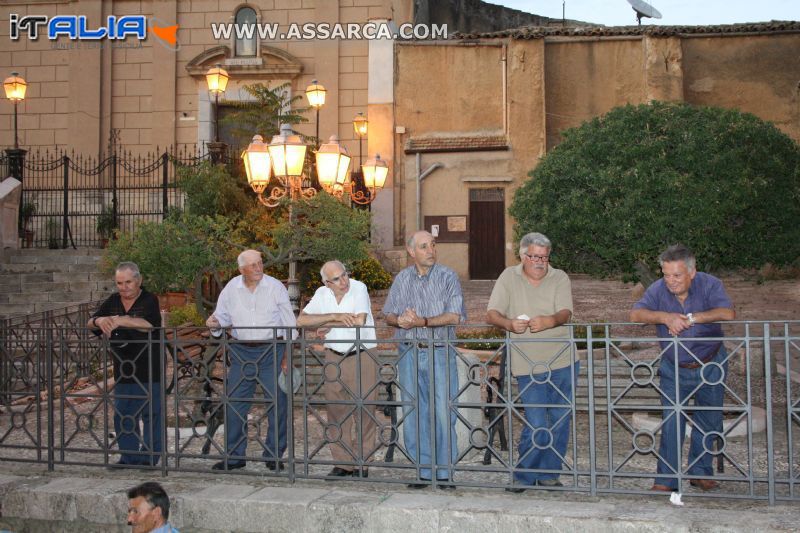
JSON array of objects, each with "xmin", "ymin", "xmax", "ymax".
[
  {"xmin": 20, "ymin": 200, "xmax": 36, "ymax": 247},
  {"xmin": 46, "ymin": 217, "xmax": 61, "ymax": 249},
  {"xmin": 96, "ymin": 205, "xmax": 116, "ymax": 248}
]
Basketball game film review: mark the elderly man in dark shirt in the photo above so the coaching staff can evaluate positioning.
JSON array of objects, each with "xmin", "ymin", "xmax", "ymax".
[
  {"xmin": 630, "ymin": 244, "xmax": 735, "ymax": 493},
  {"xmin": 89, "ymin": 261, "xmax": 163, "ymax": 467}
]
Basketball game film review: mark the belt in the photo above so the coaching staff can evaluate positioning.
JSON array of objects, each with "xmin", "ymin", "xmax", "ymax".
[
  {"xmin": 237, "ymin": 341, "xmax": 271, "ymax": 348},
  {"xmin": 328, "ymin": 347, "xmax": 357, "ymax": 356},
  {"xmin": 410, "ymin": 342, "xmax": 447, "ymax": 349},
  {"xmin": 679, "ymin": 359, "xmax": 712, "ymax": 369}
]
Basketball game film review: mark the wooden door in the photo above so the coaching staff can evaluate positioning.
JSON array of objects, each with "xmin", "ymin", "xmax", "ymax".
[{"xmin": 468, "ymin": 188, "xmax": 505, "ymax": 280}]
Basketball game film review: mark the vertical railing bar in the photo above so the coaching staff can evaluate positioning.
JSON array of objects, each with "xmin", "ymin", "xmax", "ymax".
[
  {"xmin": 784, "ymin": 322, "xmax": 795, "ymax": 499},
  {"xmin": 46, "ymin": 322, "xmax": 55, "ymax": 470},
  {"xmin": 61, "ymin": 156, "xmax": 69, "ymax": 249},
  {"xmin": 586, "ymin": 324, "xmax": 597, "ymax": 495},
  {"xmin": 763, "ymin": 323, "xmax": 775, "ymax": 504},
  {"xmin": 161, "ymin": 152, "xmax": 169, "ymax": 218},
  {"xmin": 745, "ymin": 322, "xmax": 755, "ymax": 497},
  {"xmin": 604, "ymin": 324, "xmax": 613, "ymax": 490},
  {"xmin": 286, "ymin": 329, "xmax": 295, "ymax": 482}
]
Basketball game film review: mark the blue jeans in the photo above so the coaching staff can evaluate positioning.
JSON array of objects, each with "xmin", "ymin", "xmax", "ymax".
[
  {"xmin": 656, "ymin": 346, "xmax": 727, "ymax": 489},
  {"xmin": 113, "ymin": 381, "xmax": 163, "ymax": 466},
  {"xmin": 398, "ymin": 344, "xmax": 458, "ymax": 480},
  {"xmin": 225, "ymin": 343, "xmax": 287, "ymax": 461},
  {"xmin": 514, "ymin": 362, "xmax": 578, "ymax": 485}
]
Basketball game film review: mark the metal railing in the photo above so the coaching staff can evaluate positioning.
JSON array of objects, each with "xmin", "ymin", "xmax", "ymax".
[
  {"xmin": 0, "ymin": 320, "xmax": 797, "ymax": 504},
  {"xmin": 4, "ymin": 144, "xmax": 243, "ymax": 248}
]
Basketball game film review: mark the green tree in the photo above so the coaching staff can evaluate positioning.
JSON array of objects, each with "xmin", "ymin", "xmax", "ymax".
[
  {"xmin": 221, "ymin": 82, "xmax": 309, "ymax": 145},
  {"xmin": 509, "ymin": 101, "xmax": 800, "ymax": 277}
]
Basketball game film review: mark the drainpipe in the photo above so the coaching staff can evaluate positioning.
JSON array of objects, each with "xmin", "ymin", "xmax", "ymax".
[{"xmin": 416, "ymin": 152, "xmax": 443, "ymax": 231}]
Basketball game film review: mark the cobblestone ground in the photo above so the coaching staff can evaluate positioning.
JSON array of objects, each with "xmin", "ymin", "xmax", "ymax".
[{"xmin": 1, "ymin": 276, "xmax": 798, "ymax": 499}]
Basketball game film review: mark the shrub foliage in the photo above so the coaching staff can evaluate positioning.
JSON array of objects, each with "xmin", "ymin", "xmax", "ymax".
[{"xmin": 509, "ymin": 101, "xmax": 800, "ymax": 276}]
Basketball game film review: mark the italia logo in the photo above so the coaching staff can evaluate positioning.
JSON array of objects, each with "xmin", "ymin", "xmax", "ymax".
[{"xmin": 9, "ymin": 14, "xmax": 179, "ymax": 50}]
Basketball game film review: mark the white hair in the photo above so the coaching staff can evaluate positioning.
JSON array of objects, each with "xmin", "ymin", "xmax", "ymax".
[
  {"xmin": 237, "ymin": 249, "xmax": 261, "ymax": 267},
  {"xmin": 320, "ymin": 260, "xmax": 346, "ymax": 282}
]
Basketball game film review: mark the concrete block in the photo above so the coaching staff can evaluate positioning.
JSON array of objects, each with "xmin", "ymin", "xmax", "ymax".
[
  {"xmin": 72, "ymin": 479, "xmax": 133, "ymax": 526},
  {"xmin": 307, "ymin": 489, "xmax": 384, "ymax": 533},
  {"xmin": 24, "ymin": 282, "xmax": 70, "ymax": 292},
  {"xmin": 70, "ymin": 263, "xmax": 102, "ymax": 273},
  {"xmin": 372, "ymin": 492, "xmax": 450, "ymax": 532},
  {"xmin": 75, "ymin": 255, "xmax": 104, "ymax": 265},
  {"xmin": 21, "ymin": 273, "xmax": 54, "ymax": 283},
  {"xmin": 9, "ymin": 292, "xmax": 51, "ymax": 304},
  {"xmin": 54, "ymin": 272, "xmax": 90, "ymax": 283},
  {"xmin": 180, "ymin": 484, "xmax": 260, "ymax": 531},
  {"xmin": 238, "ymin": 486, "xmax": 328, "ymax": 532},
  {"xmin": 68, "ymin": 281, "xmax": 95, "ymax": 292},
  {"xmin": 3, "ymin": 477, "xmax": 98, "ymax": 521}
]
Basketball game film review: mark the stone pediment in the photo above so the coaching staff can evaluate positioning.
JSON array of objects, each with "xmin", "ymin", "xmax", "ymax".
[{"xmin": 185, "ymin": 45, "xmax": 303, "ymax": 79}]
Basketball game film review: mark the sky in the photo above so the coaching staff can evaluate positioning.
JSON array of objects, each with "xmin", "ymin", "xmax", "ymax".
[{"xmin": 490, "ymin": 0, "xmax": 800, "ymax": 27}]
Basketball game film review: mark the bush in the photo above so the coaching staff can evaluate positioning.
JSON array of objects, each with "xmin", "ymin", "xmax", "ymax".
[
  {"xmin": 456, "ymin": 327, "xmax": 506, "ymax": 350},
  {"xmin": 102, "ymin": 212, "xmax": 236, "ymax": 294},
  {"xmin": 177, "ymin": 161, "xmax": 253, "ymax": 218},
  {"xmin": 350, "ymin": 257, "xmax": 393, "ymax": 291},
  {"xmin": 298, "ymin": 256, "xmax": 393, "ymax": 298},
  {"xmin": 166, "ymin": 303, "xmax": 206, "ymax": 327},
  {"xmin": 509, "ymin": 101, "xmax": 800, "ymax": 277}
]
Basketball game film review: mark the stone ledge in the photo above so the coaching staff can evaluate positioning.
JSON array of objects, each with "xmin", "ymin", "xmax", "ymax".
[{"xmin": 1, "ymin": 471, "xmax": 799, "ymax": 533}]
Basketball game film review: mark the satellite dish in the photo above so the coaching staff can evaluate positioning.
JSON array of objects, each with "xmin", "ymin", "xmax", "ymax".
[{"xmin": 627, "ymin": 0, "xmax": 663, "ymax": 25}]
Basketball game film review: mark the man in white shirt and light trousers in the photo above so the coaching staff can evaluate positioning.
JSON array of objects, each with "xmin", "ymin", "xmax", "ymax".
[
  {"xmin": 297, "ymin": 260, "xmax": 378, "ymax": 478},
  {"xmin": 206, "ymin": 249, "xmax": 296, "ymax": 471}
]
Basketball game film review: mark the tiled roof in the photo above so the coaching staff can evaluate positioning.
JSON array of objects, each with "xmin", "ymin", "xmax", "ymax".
[
  {"xmin": 405, "ymin": 135, "xmax": 509, "ymax": 153},
  {"xmin": 450, "ymin": 20, "xmax": 800, "ymax": 40}
]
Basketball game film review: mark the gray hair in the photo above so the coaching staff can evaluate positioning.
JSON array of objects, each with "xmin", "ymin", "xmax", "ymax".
[
  {"xmin": 115, "ymin": 262, "xmax": 141, "ymax": 279},
  {"xmin": 518, "ymin": 232, "xmax": 552, "ymax": 258},
  {"xmin": 320, "ymin": 260, "xmax": 346, "ymax": 282},
  {"xmin": 237, "ymin": 249, "xmax": 261, "ymax": 267},
  {"xmin": 658, "ymin": 244, "xmax": 696, "ymax": 271},
  {"xmin": 406, "ymin": 230, "xmax": 432, "ymax": 249}
]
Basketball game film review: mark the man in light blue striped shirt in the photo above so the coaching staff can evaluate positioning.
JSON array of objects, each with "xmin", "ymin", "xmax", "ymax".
[{"xmin": 383, "ymin": 230, "xmax": 466, "ymax": 488}]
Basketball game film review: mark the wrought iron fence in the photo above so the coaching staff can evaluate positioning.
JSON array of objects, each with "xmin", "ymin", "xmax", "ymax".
[
  {"xmin": 2, "ymin": 145, "xmax": 242, "ymax": 249},
  {"xmin": 0, "ymin": 319, "xmax": 798, "ymax": 504}
]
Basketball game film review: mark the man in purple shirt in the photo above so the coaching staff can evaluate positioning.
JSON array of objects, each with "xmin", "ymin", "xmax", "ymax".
[{"xmin": 630, "ymin": 244, "xmax": 735, "ymax": 493}]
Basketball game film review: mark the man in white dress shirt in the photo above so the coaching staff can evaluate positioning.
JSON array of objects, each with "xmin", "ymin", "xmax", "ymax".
[
  {"xmin": 206, "ymin": 249, "xmax": 296, "ymax": 471},
  {"xmin": 297, "ymin": 260, "xmax": 378, "ymax": 478}
]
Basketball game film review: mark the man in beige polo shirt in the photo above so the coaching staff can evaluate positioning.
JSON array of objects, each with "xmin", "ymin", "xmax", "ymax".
[{"xmin": 487, "ymin": 232, "xmax": 575, "ymax": 492}]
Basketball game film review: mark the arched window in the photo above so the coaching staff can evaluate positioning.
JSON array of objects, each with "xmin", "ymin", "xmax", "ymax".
[{"xmin": 234, "ymin": 6, "xmax": 257, "ymax": 57}]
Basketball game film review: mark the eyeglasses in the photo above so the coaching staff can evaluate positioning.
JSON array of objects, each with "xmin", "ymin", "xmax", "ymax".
[
  {"xmin": 523, "ymin": 253, "xmax": 550, "ymax": 263},
  {"xmin": 324, "ymin": 271, "xmax": 349, "ymax": 284}
]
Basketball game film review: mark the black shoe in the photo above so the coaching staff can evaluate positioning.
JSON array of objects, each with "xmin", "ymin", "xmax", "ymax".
[
  {"xmin": 437, "ymin": 484, "xmax": 456, "ymax": 490},
  {"xmin": 106, "ymin": 460, "xmax": 127, "ymax": 471},
  {"xmin": 407, "ymin": 479, "xmax": 429, "ymax": 489},
  {"xmin": 212, "ymin": 461, "xmax": 246, "ymax": 470},
  {"xmin": 265, "ymin": 460, "xmax": 284, "ymax": 472},
  {"xmin": 327, "ymin": 467, "xmax": 354, "ymax": 478},
  {"xmin": 505, "ymin": 487, "xmax": 526, "ymax": 494},
  {"xmin": 355, "ymin": 467, "xmax": 369, "ymax": 479}
]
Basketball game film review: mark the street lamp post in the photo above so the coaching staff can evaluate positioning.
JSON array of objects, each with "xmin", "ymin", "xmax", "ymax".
[
  {"xmin": 4, "ymin": 72, "xmax": 26, "ymax": 151},
  {"xmin": 4, "ymin": 71, "xmax": 28, "ymax": 235},
  {"xmin": 205, "ymin": 64, "xmax": 229, "ymax": 163},
  {"xmin": 241, "ymin": 88, "xmax": 385, "ymax": 311}
]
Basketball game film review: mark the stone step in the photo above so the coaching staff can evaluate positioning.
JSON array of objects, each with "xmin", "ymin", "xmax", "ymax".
[{"xmin": 0, "ymin": 248, "xmax": 108, "ymax": 319}]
